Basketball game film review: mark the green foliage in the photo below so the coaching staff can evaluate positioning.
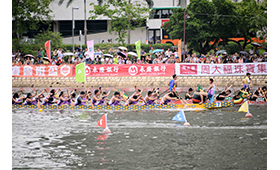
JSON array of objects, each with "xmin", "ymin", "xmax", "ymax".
[
  {"xmin": 89, "ymin": 0, "xmax": 149, "ymax": 45},
  {"xmin": 34, "ymin": 30, "xmax": 64, "ymax": 50},
  {"xmin": 225, "ymin": 42, "xmax": 240, "ymax": 55},
  {"xmin": 12, "ymin": 0, "xmax": 54, "ymax": 39},
  {"xmin": 163, "ymin": 0, "xmax": 267, "ymax": 54}
]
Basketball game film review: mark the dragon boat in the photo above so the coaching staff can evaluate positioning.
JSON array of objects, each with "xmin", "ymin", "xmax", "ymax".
[{"xmin": 12, "ymin": 101, "xmax": 235, "ymax": 111}]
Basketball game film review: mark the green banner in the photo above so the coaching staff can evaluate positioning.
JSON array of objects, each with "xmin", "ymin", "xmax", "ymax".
[
  {"xmin": 76, "ymin": 62, "xmax": 85, "ymax": 82},
  {"xmin": 135, "ymin": 40, "xmax": 141, "ymax": 60}
]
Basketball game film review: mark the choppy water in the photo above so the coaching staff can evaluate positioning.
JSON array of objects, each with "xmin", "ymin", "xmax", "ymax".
[{"xmin": 12, "ymin": 105, "xmax": 267, "ymax": 169}]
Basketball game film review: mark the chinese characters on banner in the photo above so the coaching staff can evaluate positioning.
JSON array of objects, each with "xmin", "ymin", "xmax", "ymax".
[
  {"xmin": 73, "ymin": 64, "xmax": 175, "ymax": 77},
  {"xmin": 12, "ymin": 65, "xmax": 73, "ymax": 77},
  {"xmin": 12, "ymin": 64, "xmax": 175, "ymax": 77},
  {"xmin": 175, "ymin": 63, "xmax": 267, "ymax": 76}
]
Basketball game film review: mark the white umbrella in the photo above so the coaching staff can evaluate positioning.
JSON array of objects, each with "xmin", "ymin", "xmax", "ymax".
[
  {"xmin": 127, "ymin": 51, "xmax": 138, "ymax": 57},
  {"xmin": 104, "ymin": 54, "xmax": 113, "ymax": 58},
  {"xmin": 118, "ymin": 46, "xmax": 128, "ymax": 51},
  {"xmin": 63, "ymin": 52, "xmax": 74, "ymax": 56}
]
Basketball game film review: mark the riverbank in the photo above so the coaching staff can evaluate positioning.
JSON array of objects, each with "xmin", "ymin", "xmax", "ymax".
[{"xmin": 12, "ymin": 75, "xmax": 266, "ymax": 92}]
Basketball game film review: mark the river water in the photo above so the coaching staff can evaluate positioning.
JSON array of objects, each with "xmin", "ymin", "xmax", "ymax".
[{"xmin": 12, "ymin": 105, "xmax": 267, "ymax": 169}]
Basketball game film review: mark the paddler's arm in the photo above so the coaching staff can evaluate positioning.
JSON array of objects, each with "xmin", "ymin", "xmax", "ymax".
[
  {"xmin": 55, "ymin": 88, "xmax": 61, "ymax": 95},
  {"xmin": 31, "ymin": 90, "xmax": 38, "ymax": 97},
  {"xmin": 36, "ymin": 89, "xmax": 46, "ymax": 98}
]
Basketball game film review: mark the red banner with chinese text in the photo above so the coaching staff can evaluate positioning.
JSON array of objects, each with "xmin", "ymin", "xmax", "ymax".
[
  {"xmin": 72, "ymin": 64, "xmax": 175, "ymax": 77},
  {"xmin": 175, "ymin": 63, "xmax": 267, "ymax": 76},
  {"xmin": 12, "ymin": 64, "xmax": 73, "ymax": 77}
]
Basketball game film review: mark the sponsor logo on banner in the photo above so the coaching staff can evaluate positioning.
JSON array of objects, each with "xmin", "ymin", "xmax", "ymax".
[
  {"xmin": 85, "ymin": 65, "xmax": 91, "ymax": 76},
  {"xmin": 180, "ymin": 65, "xmax": 197, "ymax": 75},
  {"xmin": 128, "ymin": 65, "xmax": 138, "ymax": 76},
  {"xmin": 60, "ymin": 65, "xmax": 71, "ymax": 76}
]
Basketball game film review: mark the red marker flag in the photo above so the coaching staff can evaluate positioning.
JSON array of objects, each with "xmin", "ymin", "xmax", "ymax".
[
  {"xmin": 45, "ymin": 40, "xmax": 51, "ymax": 61},
  {"xmin": 97, "ymin": 114, "xmax": 107, "ymax": 129}
]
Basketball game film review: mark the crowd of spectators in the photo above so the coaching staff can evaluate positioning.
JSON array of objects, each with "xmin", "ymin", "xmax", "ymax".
[{"xmin": 12, "ymin": 46, "xmax": 267, "ymax": 66}]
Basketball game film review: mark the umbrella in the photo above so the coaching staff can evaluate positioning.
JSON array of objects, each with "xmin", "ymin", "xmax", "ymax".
[
  {"xmin": 215, "ymin": 50, "xmax": 226, "ymax": 55},
  {"xmin": 263, "ymin": 52, "xmax": 267, "ymax": 55},
  {"xmin": 42, "ymin": 57, "xmax": 50, "ymax": 62},
  {"xmin": 251, "ymin": 42, "xmax": 261, "ymax": 47},
  {"xmin": 240, "ymin": 51, "xmax": 249, "ymax": 55},
  {"xmin": 104, "ymin": 54, "xmax": 113, "ymax": 58},
  {"xmin": 63, "ymin": 52, "xmax": 74, "ymax": 56},
  {"xmin": 127, "ymin": 51, "xmax": 138, "ymax": 57},
  {"xmin": 152, "ymin": 49, "xmax": 164, "ymax": 53},
  {"xmin": 94, "ymin": 52, "xmax": 103, "ymax": 56},
  {"xmin": 23, "ymin": 54, "xmax": 35, "ymax": 58},
  {"xmin": 118, "ymin": 46, "xmax": 127, "ymax": 51},
  {"xmin": 117, "ymin": 51, "xmax": 126, "ymax": 58}
]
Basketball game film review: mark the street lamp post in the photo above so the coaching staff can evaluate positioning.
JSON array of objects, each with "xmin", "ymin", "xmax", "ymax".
[
  {"xmin": 72, "ymin": 7, "xmax": 79, "ymax": 53},
  {"xmin": 183, "ymin": 8, "xmax": 189, "ymax": 61}
]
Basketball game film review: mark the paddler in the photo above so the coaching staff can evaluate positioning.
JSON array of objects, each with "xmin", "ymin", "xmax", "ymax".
[
  {"xmin": 74, "ymin": 91, "xmax": 88, "ymax": 106},
  {"xmin": 215, "ymin": 85, "xmax": 232, "ymax": 101},
  {"xmin": 185, "ymin": 87, "xmax": 194, "ymax": 100},
  {"xmin": 91, "ymin": 88, "xmax": 104, "ymax": 106},
  {"xmin": 42, "ymin": 88, "xmax": 60, "ymax": 105},
  {"xmin": 130, "ymin": 86, "xmax": 147, "ymax": 105},
  {"xmin": 126, "ymin": 95, "xmax": 142, "ymax": 105},
  {"xmin": 109, "ymin": 91, "xmax": 126, "ymax": 106},
  {"xmin": 96, "ymin": 91, "xmax": 110, "ymax": 105},
  {"xmin": 24, "ymin": 89, "xmax": 46, "ymax": 105},
  {"xmin": 199, "ymin": 78, "xmax": 215, "ymax": 104},
  {"xmin": 144, "ymin": 91, "xmax": 158, "ymax": 105},
  {"xmin": 161, "ymin": 91, "xmax": 180, "ymax": 105}
]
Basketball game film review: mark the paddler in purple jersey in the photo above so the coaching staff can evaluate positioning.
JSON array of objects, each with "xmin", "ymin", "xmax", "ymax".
[
  {"xmin": 23, "ymin": 89, "xmax": 46, "ymax": 105},
  {"xmin": 91, "ymin": 88, "xmax": 104, "ymax": 106},
  {"xmin": 161, "ymin": 91, "xmax": 179, "ymax": 105},
  {"xmin": 126, "ymin": 95, "xmax": 142, "ymax": 105},
  {"xmin": 109, "ymin": 91, "xmax": 126, "ymax": 106},
  {"xmin": 96, "ymin": 91, "xmax": 110, "ymax": 105},
  {"xmin": 74, "ymin": 91, "xmax": 88, "ymax": 106},
  {"xmin": 199, "ymin": 78, "xmax": 216, "ymax": 104},
  {"xmin": 57, "ymin": 91, "xmax": 69, "ymax": 105},
  {"xmin": 12, "ymin": 91, "xmax": 26, "ymax": 105},
  {"xmin": 144, "ymin": 91, "xmax": 158, "ymax": 105},
  {"xmin": 130, "ymin": 86, "xmax": 147, "ymax": 105},
  {"xmin": 42, "ymin": 89, "xmax": 60, "ymax": 105}
]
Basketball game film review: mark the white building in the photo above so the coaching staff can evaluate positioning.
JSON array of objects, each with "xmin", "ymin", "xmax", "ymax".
[{"xmin": 22, "ymin": 0, "xmax": 189, "ymax": 44}]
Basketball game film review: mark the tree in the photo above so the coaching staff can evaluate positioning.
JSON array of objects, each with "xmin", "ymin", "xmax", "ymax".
[
  {"xmin": 33, "ymin": 30, "xmax": 64, "ymax": 49},
  {"xmin": 231, "ymin": 0, "xmax": 267, "ymax": 50},
  {"xmin": 12, "ymin": 0, "xmax": 54, "ymax": 40},
  {"xmin": 163, "ymin": 0, "xmax": 238, "ymax": 54},
  {"xmin": 89, "ymin": 0, "xmax": 149, "ymax": 45}
]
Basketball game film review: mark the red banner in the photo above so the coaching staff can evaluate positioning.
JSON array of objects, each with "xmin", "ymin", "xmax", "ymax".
[
  {"xmin": 12, "ymin": 64, "xmax": 73, "ymax": 77},
  {"xmin": 12, "ymin": 64, "xmax": 175, "ymax": 77},
  {"xmin": 45, "ymin": 40, "xmax": 51, "ymax": 61},
  {"xmin": 73, "ymin": 64, "xmax": 175, "ymax": 77}
]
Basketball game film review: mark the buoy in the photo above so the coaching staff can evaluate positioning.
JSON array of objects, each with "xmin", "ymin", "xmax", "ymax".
[
  {"xmin": 102, "ymin": 127, "xmax": 111, "ymax": 134},
  {"xmin": 245, "ymin": 112, "xmax": 252, "ymax": 118},
  {"xmin": 39, "ymin": 109, "xmax": 43, "ymax": 112},
  {"xmin": 183, "ymin": 122, "xmax": 191, "ymax": 126}
]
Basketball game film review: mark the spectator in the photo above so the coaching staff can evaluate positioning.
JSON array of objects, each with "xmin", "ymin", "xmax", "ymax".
[
  {"xmin": 149, "ymin": 47, "xmax": 154, "ymax": 59},
  {"xmin": 255, "ymin": 47, "xmax": 259, "ymax": 56},
  {"xmin": 53, "ymin": 49, "xmax": 58, "ymax": 59},
  {"xmin": 40, "ymin": 47, "xmax": 45, "ymax": 59},
  {"xmin": 165, "ymin": 48, "xmax": 172, "ymax": 58},
  {"xmin": 57, "ymin": 47, "xmax": 63, "ymax": 60},
  {"xmin": 249, "ymin": 47, "xmax": 254, "ymax": 55},
  {"xmin": 140, "ymin": 48, "xmax": 146, "ymax": 61},
  {"xmin": 79, "ymin": 48, "xmax": 84, "ymax": 59},
  {"xmin": 36, "ymin": 49, "xmax": 42, "ymax": 59},
  {"xmin": 113, "ymin": 54, "xmax": 118, "ymax": 64}
]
